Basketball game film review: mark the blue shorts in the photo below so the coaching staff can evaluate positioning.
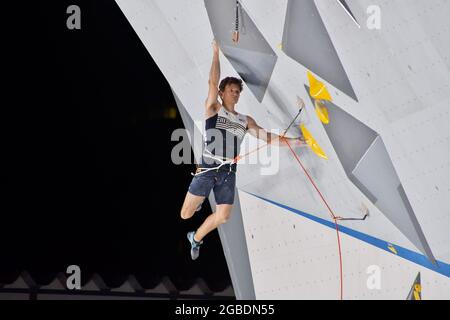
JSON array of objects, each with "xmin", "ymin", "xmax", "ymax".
[{"xmin": 188, "ymin": 169, "xmax": 236, "ymax": 205}]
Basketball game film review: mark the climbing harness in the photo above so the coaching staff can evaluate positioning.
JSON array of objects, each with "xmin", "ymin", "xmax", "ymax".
[{"xmin": 191, "ymin": 149, "xmax": 236, "ymax": 176}]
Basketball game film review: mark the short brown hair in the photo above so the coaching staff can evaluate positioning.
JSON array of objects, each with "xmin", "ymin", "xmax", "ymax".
[{"xmin": 219, "ymin": 77, "xmax": 243, "ymax": 92}]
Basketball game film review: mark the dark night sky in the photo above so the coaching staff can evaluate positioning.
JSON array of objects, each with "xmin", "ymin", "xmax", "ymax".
[{"xmin": 1, "ymin": 0, "xmax": 231, "ymax": 291}]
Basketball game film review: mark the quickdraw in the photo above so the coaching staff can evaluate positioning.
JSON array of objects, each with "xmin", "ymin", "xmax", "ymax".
[{"xmin": 232, "ymin": 1, "xmax": 240, "ymax": 43}]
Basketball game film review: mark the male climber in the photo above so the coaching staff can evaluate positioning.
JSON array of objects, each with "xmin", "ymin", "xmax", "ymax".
[{"xmin": 180, "ymin": 40, "xmax": 305, "ymax": 260}]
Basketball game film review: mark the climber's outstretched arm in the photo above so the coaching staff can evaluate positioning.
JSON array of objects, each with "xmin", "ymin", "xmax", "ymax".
[{"xmin": 247, "ymin": 116, "xmax": 305, "ymax": 146}]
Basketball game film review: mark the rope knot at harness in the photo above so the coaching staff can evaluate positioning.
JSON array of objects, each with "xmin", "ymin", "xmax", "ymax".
[{"xmin": 191, "ymin": 149, "xmax": 237, "ymax": 176}]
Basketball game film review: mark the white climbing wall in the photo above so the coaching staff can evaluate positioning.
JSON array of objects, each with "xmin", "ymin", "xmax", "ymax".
[
  {"xmin": 116, "ymin": 0, "xmax": 450, "ymax": 299},
  {"xmin": 239, "ymin": 190, "xmax": 450, "ymax": 299}
]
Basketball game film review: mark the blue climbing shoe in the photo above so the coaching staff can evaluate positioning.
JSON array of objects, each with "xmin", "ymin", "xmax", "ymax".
[{"xmin": 187, "ymin": 231, "xmax": 203, "ymax": 260}]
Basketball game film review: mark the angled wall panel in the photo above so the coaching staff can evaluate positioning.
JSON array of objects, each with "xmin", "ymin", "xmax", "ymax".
[
  {"xmin": 204, "ymin": 0, "xmax": 277, "ymax": 102},
  {"xmin": 283, "ymin": 0, "xmax": 357, "ymax": 100},
  {"xmin": 351, "ymin": 136, "xmax": 435, "ymax": 264},
  {"xmin": 406, "ymin": 272, "xmax": 421, "ymax": 300},
  {"xmin": 336, "ymin": 0, "xmax": 360, "ymax": 27},
  {"xmin": 305, "ymin": 87, "xmax": 435, "ymax": 263}
]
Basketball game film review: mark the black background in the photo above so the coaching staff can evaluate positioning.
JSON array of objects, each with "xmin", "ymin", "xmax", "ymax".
[{"xmin": 1, "ymin": 0, "xmax": 231, "ymax": 292}]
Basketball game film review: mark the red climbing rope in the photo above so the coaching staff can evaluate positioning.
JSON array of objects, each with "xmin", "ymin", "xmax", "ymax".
[
  {"xmin": 284, "ymin": 138, "xmax": 344, "ymax": 300},
  {"xmin": 229, "ymin": 134, "xmax": 345, "ymax": 299},
  {"xmin": 203, "ymin": 129, "xmax": 345, "ymax": 299}
]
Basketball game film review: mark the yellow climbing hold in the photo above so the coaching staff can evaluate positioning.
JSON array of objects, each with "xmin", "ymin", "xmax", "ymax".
[
  {"xmin": 300, "ymin": 124, "xmax": 328, "ymax": 160},
  {"xmin": 387, "ymin": 243, "xmax": 398, "ymax": 255},
  {"xmin": 307, "ymin": 71, "xmax": 332, "ymax": 101},
  {"xmin": 277, "ymin": 43, "xmax": 283, "ymax": 49},
  {"xmin": 314, "ymin": 100, "xmax": 330, "ymax": 124},
  {"xmin": 413, "ymin": 284, "xmax": 422, "ymax": 300}
]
